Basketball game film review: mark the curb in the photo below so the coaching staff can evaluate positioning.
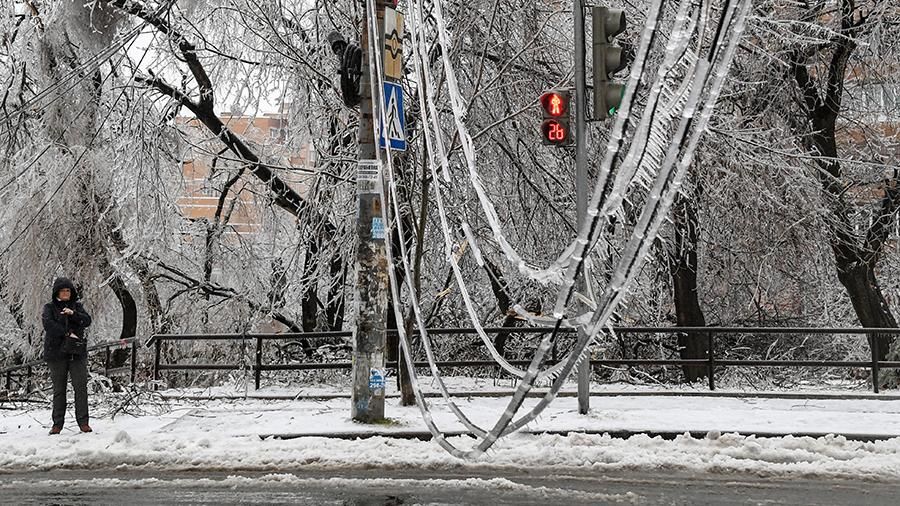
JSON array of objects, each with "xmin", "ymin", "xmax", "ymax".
[
  {"xmin": 160, "ymin": 390, "xmax": 900, "ymax": 402},
  {"xmin": 258, "ymin": 428, "xmax": 900, "ymax": 443}
]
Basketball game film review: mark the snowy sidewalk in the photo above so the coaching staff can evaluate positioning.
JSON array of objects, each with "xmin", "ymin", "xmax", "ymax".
[
  {"xmin": 3, "ymin": 382, "xmax": 900, "ymax": 479},
  {"xmin": 149, "ymin": 379, "xmax": 900, "ymax": 440}
]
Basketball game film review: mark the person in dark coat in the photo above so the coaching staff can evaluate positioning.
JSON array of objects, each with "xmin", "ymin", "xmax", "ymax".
[{"xmin": 42, "ymin": 277, "xmax": 93, "ymax": 434}]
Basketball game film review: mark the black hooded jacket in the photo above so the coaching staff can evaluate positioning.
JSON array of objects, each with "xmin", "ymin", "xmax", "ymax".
[{"xmin": 42, "ymin": 277, "xmax": 92, "ymax": 361}]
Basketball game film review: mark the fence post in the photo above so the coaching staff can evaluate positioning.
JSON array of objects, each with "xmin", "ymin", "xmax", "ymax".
[
  {"xmin": 871, "ymin": 333, "xmax": 880, "ymax": 394},
  {"xmin": 130, "ymin": 340, "xmax": 138, "ymax": 384},
  {"xmin": 153, "ymin": 337, "xmax": 162, "ymax": 390},
  {"xmin": 255, "ymin": 336, "xmax": 263, "ymax": 390},
  {"xmin": 5, "ymin": 371, "xmax": 10, "ymax": 390},
  {"xmin": 707, "ymin": 330, "xmax": 715, "ymax": 391},
  {"xmin": 26, "ymin": 365, "xmax": 32, "ymax": 393},
  {"xmin": 104, "ymin": 345, "xmax": 110, "ymax": 377}
]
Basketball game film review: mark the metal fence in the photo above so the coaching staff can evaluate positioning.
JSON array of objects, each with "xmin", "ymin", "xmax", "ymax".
[
  {"xmin": 142, "ymin": 327, "xmax": 900, "ymax": 393},
  {"xmin": 1, "ymin": 337, "xmax": 141, "ymax": 393},
  {"xmin": 3, "ymin": 328, "xmax": 899, "ymax": 395}
]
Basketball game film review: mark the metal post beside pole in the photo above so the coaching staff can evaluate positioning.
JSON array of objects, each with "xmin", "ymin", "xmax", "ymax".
[
  {"xmin": 871, "ymin": 333, "xmax": 880, "ymax": 394},
  {"xmin": 153, "ymin": 337, "xmax": 162, "ymax": 390},
  {"xmin": 575, "ymin": 0, "xmax": 591, "ymax": 415},
  {"xmin": 130, "ymin": 341, "xmax": 138, "ymax": 384},
  {"xmin": 255, "ymin": 336, "xmax": 263, "ymax": 390},
  {"xmin": 707, "ymin": 331, "xmax": 715, "ymax": 391}
]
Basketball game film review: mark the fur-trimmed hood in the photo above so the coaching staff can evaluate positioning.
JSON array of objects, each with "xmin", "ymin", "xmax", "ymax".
[{"xmin": 51, "ymin": 277, "xmax": 78, "ymax": 301}]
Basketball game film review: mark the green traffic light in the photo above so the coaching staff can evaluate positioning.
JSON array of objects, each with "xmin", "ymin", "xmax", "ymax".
[{"xmin": 608, "ymin": 87, "xmax": 625, "ymax": 116}]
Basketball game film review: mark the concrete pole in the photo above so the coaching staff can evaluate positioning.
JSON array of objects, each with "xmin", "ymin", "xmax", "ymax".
[
  {"xmin": 574, "ymin": 0, "xmax": 591, "ymax": 415},
  {"xmin": 351, "ymin": 0, "xmax": 389, "ymax": 423}
]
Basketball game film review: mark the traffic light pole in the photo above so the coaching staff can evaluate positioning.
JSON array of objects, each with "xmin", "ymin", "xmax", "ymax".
[
  {"xmin": 351, "ymin": 0, "xmax": 389, "ymax": 423},
  {"xmin": 574, "ymin": 0, "xmax": 590, "ymax": 415}
]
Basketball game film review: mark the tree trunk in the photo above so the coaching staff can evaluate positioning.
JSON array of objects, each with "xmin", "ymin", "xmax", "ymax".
[
  {"xmin": 96, "ymin": 252, "xmax": 138, "ymax": 371},
  {"xmin": 398, "ymin": 315, "xmax": 416, "ymax": 406},
  {"xmin": 787, "ymin": 3, "xmax": 898, "ymax": 369},
  {"xmin": 669, "ymin": 195, "xmax": 708, "ymax": 382},
  {"xmin": 387, "ymin": 198, "xmax": 416, "ymax": 406},
  {"xmin": 836, "ymin": 262, "xmax": 897, "ymax": 360},
  {"xmin": 485, "ymin": 259, "xmax": 521, "ymax": 358},
  {"xmin": 493, "ymin": 313, "xmax": 519, "ymax": 357},
  {"xmin": 107, "ymin": 274, "xmax": 138, "ymax": 370},
  {"xmin": 326, "ymin": 257, "xmax": 346, "ymax": 331},
  {"xmin": 300, "ymin": 290, "xmax": 318, "ymax": 332},
  {"xmin": 299, "ymin": 236, "xmax": 321, "ymax": 332}
]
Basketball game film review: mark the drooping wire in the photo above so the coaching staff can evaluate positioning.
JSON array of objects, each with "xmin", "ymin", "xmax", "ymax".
[
  {"xmin": 363, "ymin": 0, "xmax": 750, "ymax": 459},
  {"xmin": 0, "ymin": 24, "xmax": 154, "ymax": 258}
]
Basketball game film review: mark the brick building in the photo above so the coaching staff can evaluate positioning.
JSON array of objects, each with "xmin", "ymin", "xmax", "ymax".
[{"xmin": 176, "ymin": 112, "xmax": 314, "ymax": 235}]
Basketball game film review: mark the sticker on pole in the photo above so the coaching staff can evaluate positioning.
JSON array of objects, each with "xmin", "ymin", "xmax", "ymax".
[
  {"xmin": 369, "ymin": 368, "xmax": 385, "ymax": 391},
  {"xmin": 379, "ymin": 82, "xmax": 406, "ymax": 152},
  {"xmin": 371, "ymin": 217, "xmax": 385, "ymax": 240}
]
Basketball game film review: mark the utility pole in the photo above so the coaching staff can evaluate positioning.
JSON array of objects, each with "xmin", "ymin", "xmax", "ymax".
[
  {"xmin": 574, "ymin": 0, "xmax": 591, "ymax": 415},
  {"xmin": 351, "ymin": 0, "xmax": 389, "ymax": 423}
]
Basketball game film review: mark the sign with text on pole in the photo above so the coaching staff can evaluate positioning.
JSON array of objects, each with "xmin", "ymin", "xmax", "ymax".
[
  {"xmin": 357, "ymin": 159, "xmax": 382, "ymax": 194},
  {"xmin": 378, "ymin": 82, "xmax": 407, "ymax": 151},
  {"xmin": 383, "ymin": 7, "xmax": 404, "ymax": 80},
  {"xmin": 357, "ymin": 160, "xmax": 385, "ymax": 242}
]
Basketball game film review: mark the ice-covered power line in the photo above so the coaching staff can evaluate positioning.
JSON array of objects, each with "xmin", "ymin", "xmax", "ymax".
[
  {"xmin": 0, "ymin": 22, "xmax": 148, "ymax": 141},
  {"xmin": 360, "ymin": 0, "xmax": 751, "ymax": 459},
  {"xmin": 0, "ymin": 22, "xmax": 156, "ymax": 258},
  {"xmin": 350, "ymin": 0, "xmax": 749, "ymax": 457}
]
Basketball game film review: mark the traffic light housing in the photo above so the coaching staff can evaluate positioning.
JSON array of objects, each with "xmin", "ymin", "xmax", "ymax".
[
  {"xmin": 539, "ymin": 90, "xmax": 572, "ymax": 146},
  {"xmin": 592, "ymin": 6, "xmax": 627, "ymax": 120}
]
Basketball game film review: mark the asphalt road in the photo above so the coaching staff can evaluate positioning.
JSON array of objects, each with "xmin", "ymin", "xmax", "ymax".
[{"xmin": 0, "ymin": 467, "xmax": 894, "ymax": 505}]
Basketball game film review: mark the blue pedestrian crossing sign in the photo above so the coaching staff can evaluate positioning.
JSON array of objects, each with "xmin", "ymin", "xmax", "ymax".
[{"xmin": 379, "ymin": 82, "xmax": 406, "ymax": 152}]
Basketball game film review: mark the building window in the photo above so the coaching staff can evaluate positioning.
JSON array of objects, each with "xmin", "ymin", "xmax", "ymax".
[
  {"xmin": 843, "ymin": 81, "xmax": 900, "ymax": 120},
  {"xmin": 268, "ymin": 127, "xmax": 284, "ymax": 142}
]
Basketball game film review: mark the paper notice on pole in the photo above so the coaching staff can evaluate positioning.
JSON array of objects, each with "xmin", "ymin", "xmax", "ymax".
[{"xmin": 357, "ymin": 160, "xmax": 382, "ymax": 194}]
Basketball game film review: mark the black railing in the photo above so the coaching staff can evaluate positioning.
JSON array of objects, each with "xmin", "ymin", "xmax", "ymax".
[
  {"xmin": 147, "ymin": 331, "xmax": 353, "ymax": 390},
  {"xmin": 1, "ymin": 337, "xmax": 141, "ymax": 393},
  {"xmin": 144, "ymin": 327, "xmax": 900, "ymax": 393}
]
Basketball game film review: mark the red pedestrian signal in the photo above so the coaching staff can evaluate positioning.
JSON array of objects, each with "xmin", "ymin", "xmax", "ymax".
[
  {"xmin": 541, "ymin": 92, "xmax": 568, "ymax": 117},
  {"xmin": 539, "ymin": 90, "xmax": 572, "ymax": 146}
]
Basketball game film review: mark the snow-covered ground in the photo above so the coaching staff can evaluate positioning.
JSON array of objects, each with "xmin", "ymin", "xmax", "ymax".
[{"xmin": 2, "ymin": 378, "xmax": 900, "ymax": 481}]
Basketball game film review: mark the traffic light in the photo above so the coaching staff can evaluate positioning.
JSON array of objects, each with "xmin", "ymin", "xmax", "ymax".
[
  {"xmin": 326, "ymin": 31, "xmax": 362, "ymax": 107},
  {"xmin": 539, "ymin": 90, "xmax": 572, "ymax": 146},
  {"xmin": 592, "ymin": 6, "xmax": 627, "ymax": 120}
]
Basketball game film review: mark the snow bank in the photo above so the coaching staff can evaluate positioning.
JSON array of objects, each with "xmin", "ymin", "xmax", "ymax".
[
  {"xmin": 2, "ymin": 391, "xmax": 900, "ymax": 480},
  {"xmin": 2, "ymin": 426, "xmax": 899, "ymax": 481}
]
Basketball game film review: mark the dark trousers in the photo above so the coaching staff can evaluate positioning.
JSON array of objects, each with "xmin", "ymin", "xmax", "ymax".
[{"xmin": 47, "ymin": 357, "xmax": 89, "ymax": 427}]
